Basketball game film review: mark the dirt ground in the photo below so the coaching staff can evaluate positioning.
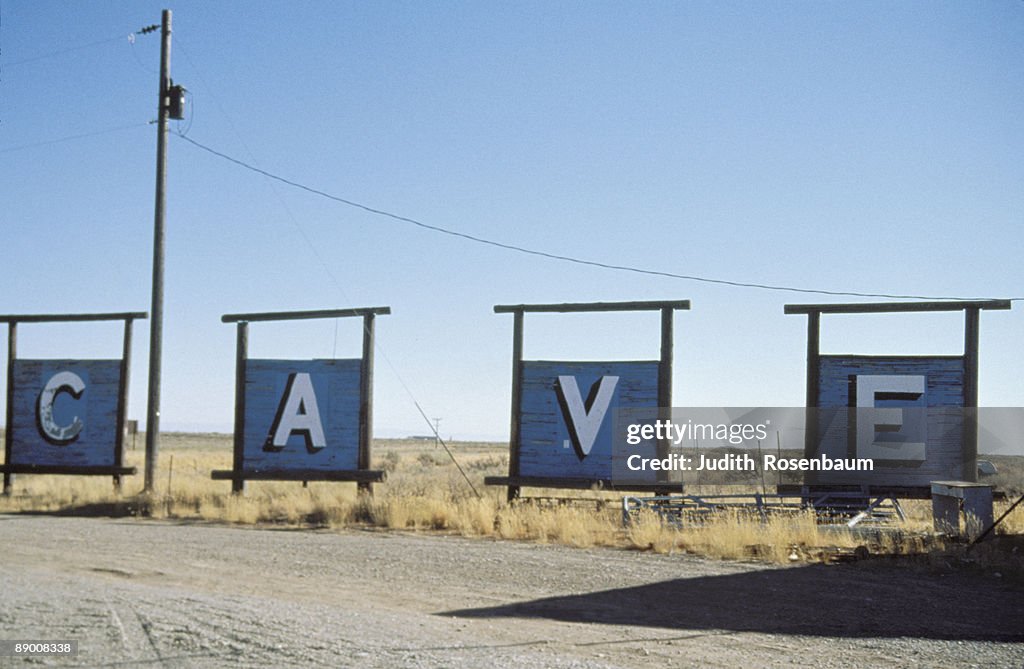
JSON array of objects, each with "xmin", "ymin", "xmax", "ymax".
[{"xmin": 1, "ymin": 514, "xmax": 1022, "ymax": 668}]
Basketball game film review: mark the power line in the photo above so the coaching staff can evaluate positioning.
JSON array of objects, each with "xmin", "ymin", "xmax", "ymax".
[
  {"xmin": 173, "ymin": 132, "xmax": 1022, "ymax": 303},
  {"xmin": 3, "ymin": 22, "xmax": 159, "ymax": 70},
  {"xmin": 0, "ymin": 122, "xmax": 150, "ymax": 154},
  {"xmin": 4, "ymin": 34, "xmax": 125, "ymax": 67}
]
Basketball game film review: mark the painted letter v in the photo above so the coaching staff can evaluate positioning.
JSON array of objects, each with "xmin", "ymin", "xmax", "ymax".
[{"xmin": 555, "ymin": 375, "xmax": 619, "ymax": 461}]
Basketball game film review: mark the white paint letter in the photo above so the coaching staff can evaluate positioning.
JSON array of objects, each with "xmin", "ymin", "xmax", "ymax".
[
  {"xmin": 855, "ymin": 375, "xmax": 926, "ymax": 462},
  {"xmin": 555, "ymin": 375, "xmax": 619, "ymax": 460},
  {"xmin": 266, "ymin": 372, "xmax": 327, "ymax": 453},
  {"xmin": 37, "ymin": 371, "xmax": 85, "ymax": 444}
]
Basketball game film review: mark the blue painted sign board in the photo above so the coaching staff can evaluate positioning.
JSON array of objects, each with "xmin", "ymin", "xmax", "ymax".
[
  {"xmin": 241, "ymin": 359, "xmax": 362, "ymax": 472},
  {"xmin": 9, "ymin": 359, "xmax": 122, "ymax": 468},
  {"xmin": 518, "ymin": 360, "xmax": 660, "ymax": 481},
  {"xmin": 815, "ymin": 355, "xmax": 968, "ymax": 485}
]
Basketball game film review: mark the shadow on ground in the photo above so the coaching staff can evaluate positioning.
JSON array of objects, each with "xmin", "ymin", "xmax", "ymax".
[
  {"xmin": 443, "ymin": 562, "xmax": 1024, "ymax": 641},
  {"xmin": 3, "ymin": 502, "xmax": 142, "ymax": 518}
]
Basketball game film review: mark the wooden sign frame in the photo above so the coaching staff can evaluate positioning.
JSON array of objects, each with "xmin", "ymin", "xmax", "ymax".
[
  {"xmin": 211, "ymin": 307, "xmax": 389, "ymax": 494},
  {"xmin": 486, "ymin": 300, "xmax": 690, "ymax": 501},
  {"xmin": 785, "ymin": 300, "xmax": 1012, "ymax": 495},
  {"xmin": 0, "ymin": 312, "xmax": 146, "ymax": 494}
]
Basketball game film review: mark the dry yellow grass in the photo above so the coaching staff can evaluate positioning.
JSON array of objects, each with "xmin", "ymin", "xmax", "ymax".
[
  {"xmin": 1, "ymin": 432, "xmax": 1022, "ymax": 566},
  {"xmin": 626, "ymin": 508, "xmax": 865, "ymax": 561}
]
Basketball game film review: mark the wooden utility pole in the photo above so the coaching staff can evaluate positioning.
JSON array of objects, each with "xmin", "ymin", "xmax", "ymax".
[{"xmin": 145, "ymin": 9, "xmax": 172, "ymax": 492}]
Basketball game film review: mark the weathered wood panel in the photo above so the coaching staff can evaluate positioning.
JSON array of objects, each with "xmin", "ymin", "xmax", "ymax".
[
  {"xmin": 222, "ymin": 307, "xmax": 390, "ymax": 323},
  {"xmin": 0, "ymin": 312, "xmax": 147, "ymax": 324},
  {"xmin": 815, "ymin": 355, "xmax": 967, "ymax": 486},
  {"xmin": 9, "ymin": 359, "xmax": 122, "ymax": 468},
  {"xmin": 0, "ymin": 464, "xmax": 135, "ymax": 476},
  {"xmin": 211, "ymin": 468, "xmax": 383, "ymax": 482},
  {"xmin": 482, "ymin": 476, "xmax": 673, "ymax": 492},
  {"xmin": 241, "ymin": 359, "xmax": 362, "ymax": 473},
  {"xmin": 784, "ymin": 300, "xmax": 1010, "ymax": 315},
  {"xmin": 495, "ymin": 301, "xmax": 691, "ymax": 314},
  {"xmin": 518, "ymin": 360, "xmax": 660, "ymax": 482}
]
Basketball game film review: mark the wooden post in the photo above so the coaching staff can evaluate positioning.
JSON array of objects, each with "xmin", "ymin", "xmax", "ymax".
[
  {"xmin": 145, "ymin": 9, "xmax": 173, "ymax": 494},
  {"xmin": 113, "ymin": 318, "xmax": 134, "ymax": 492},
  {"xmin": 231, "ymin": 321, "xmax": 248, "ymax": 494},
  {"xmin": 657, "ymin": 307, "xmax": 673, "ymax": 487},
  {"xmin": 803, "ymin": 311, "xmax": 820, "ymax": 484},
  {"xmin": 507, "ymin": 309, "xmax": 524, "ymax": 502},
  {"xmin": 358, "ymin": 313, "xmax": 375, "ymax": 495},
  {"xmin": 963, "ymin": 307, "xmax": 980, "ymax": 482},
  {"xmin": 3, "ymin": 322, "xmax": 16, "ymax": 496}
]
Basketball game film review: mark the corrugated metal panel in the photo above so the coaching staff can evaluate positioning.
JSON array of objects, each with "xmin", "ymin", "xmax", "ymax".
[
  {"xmin": 242, "ymin": 359, "xmax": 361, "ymax": 472},
  {"xmin": 518, "ymin": 360, "xmax": 659, "ymax": 481},
  {"xmin": 10, "ymin": 359, "xmax": 121, "ymax": 467},
  {"xmin": 816, "ymin": 355, "xmax": 967, "ymax": 486}
]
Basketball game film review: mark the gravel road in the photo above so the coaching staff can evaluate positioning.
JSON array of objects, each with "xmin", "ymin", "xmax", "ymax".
[{"xmin": 0, "ymin": 514, "xmax": 1021, "ymax": 668}]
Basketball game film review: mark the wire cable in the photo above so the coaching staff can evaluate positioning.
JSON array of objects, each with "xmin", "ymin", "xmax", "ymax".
[
  {"xmin": 128, "ymin": 32, "xmax": 157, "ymax": 75},
  {"xmin": 410, "ymin": 399, "xmax": 481, "ymax": 498},
  {"xmin": 4, "ymin": 34, "xmax": 125, "ymax": 67},
  {"xmin": 0, "ymin": 122, "xmax": 150, "ymax": 154},
  {"xmin": 173, "ymin": 132, "xmax": 1022, "ymax": 303}
]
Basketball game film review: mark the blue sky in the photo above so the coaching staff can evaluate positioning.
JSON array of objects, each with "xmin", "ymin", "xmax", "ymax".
[{"xmin": 1, "ymin": 1, "xmax": 1021, "ymax": 440}]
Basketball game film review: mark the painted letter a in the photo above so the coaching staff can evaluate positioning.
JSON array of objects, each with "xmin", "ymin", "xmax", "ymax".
[{"xmin": 264, "ymin": 372, "xmax": 327, "ymax": 453}]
